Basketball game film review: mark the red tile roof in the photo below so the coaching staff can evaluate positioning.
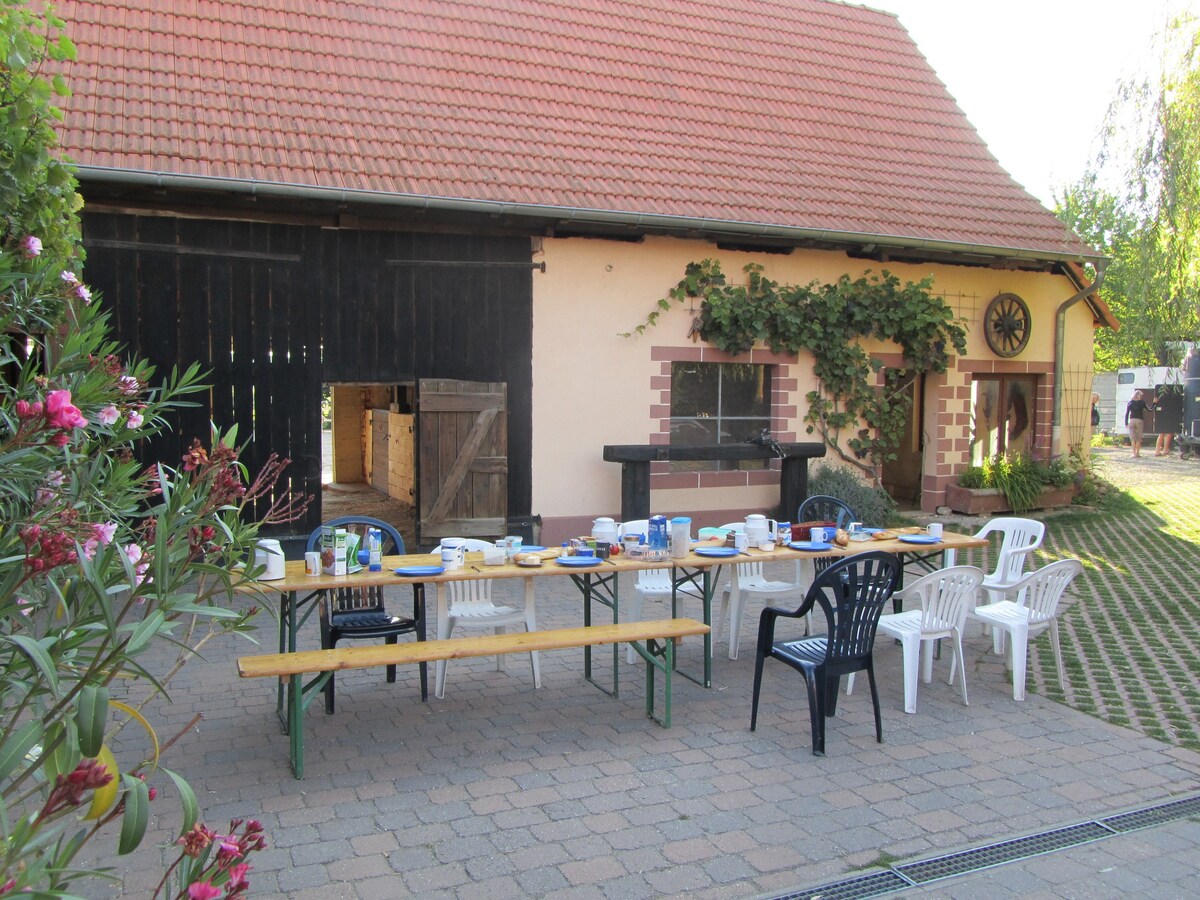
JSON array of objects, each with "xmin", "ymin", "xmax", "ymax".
[{"xmin": 52, "ymin": 0, "xmax": 1097, "ymax": 261}]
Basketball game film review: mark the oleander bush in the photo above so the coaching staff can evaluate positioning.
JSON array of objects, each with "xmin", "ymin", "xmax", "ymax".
[{"xmin": 1, "ymin": 2, "xmax": 306, "ymax": 894}]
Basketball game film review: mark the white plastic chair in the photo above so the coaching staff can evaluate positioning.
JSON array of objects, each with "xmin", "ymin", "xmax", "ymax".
[
  {"xmin": 850, "ymin": 566, "xmax": 983, "ymax": 714},
  {"xmin": 619, "ymin": 520, "xmax": 704, "ymax": 663},
  {"xmin": 963, "ymin": 517, "xmax": 1046, "ymax": 607},
  {"xmin": 965, "ymin": 558, "xmax": 1082, "ymax": 701},
  {"xmin": 712, "ymin": 522, "xmax": 808, "ymax": 660},
  {"xmin": 434, "ymin": 538, "xmax": 540, "ymax": 698}
]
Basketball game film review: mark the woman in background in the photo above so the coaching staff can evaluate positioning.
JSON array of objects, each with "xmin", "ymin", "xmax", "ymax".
[{"xmin": 1125, "ymin": 390, "xmax": 1149, "ymax": 458}]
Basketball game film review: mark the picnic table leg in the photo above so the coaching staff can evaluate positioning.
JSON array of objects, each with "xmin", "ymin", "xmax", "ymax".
[
  {"xmin": 631, "ymin": 635, "xmax": 674, "ymax": 727},
  {"xmin": 669, "ymin": 566, "xmax": 713, "ymax": 689},
  {"xmin": 413, "ymin": 583, "xmax": 428, "ymax": 701},
  {"xmin": 276, "ymin": 589, "xmax": 296, "ymax": 733},
  {"xmin": 288, "ymin": 673, "xmax": 304, "ymax": 778},
  {"xmin": 581, "ymin": 571, "xmax": 620, "ymax": 698}
]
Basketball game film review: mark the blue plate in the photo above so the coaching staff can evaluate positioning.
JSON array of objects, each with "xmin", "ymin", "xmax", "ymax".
[
  {"xmin": 898, "ymin": 535, "xmax": 941, "ymax": 544},
  {"xmin": 789, "ymin": 541, "xmax": 834, "ymax": 551},
  {"xmin": 556, "ymin": 556, "xmax": 602, "ymax": 567},
  {"xmin": 521, "ymin": 545, "xmax": 547, "ymax": 552},
  {"xmin": 693, "ymin": 546, "xmax": 739, "ymax": 558},
  {"xmin": 394, "ymin": 565, "xmax": 445, "ymax": 577}
]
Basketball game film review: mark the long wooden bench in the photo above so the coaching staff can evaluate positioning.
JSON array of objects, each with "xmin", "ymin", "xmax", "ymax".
[{"xmin": 238, "ymin": 617, "xmax": 710, "ymax": 778}]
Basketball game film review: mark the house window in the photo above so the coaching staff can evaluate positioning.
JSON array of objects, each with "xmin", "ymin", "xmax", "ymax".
[
  {"xmin": 670, "ymin": 362, "xmax": 771, "ymax": 471},
  {"xmin": 971, "ymin": 375, "xmax": 1035, "ymax": 464}
]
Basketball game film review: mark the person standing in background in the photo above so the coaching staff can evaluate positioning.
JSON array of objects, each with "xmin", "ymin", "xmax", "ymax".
[
  {"xmin": 1154, "ymin": 390, "xmax": 1175, "ymax": 456},
  {"xmin": 1091, "ymin": 392, "xmax": 1101, "ymax": 429},
  {"xmin": 1125, "ymin": 390, "xmax": 1149, "ymax": 458}
]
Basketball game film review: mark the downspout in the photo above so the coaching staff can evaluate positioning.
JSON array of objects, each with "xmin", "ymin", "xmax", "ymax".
[{"xmin": 1052, "ymin": 259, "xmax": 1108, "ymax": 447}]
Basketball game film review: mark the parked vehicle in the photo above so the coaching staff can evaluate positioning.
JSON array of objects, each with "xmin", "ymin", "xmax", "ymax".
[{"xmin": 1113, "ymin": 366, "xmax": 1185, "ymax": 437}]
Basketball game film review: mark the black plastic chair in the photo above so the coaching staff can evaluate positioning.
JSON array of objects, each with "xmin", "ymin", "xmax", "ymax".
[
  {"xmin": 750, "ymin": 551, "xmax": 900, "ymax": 755},
  {"xmin": 796, "ymin": 494, "xmax": 859, "ymax": 594},
  {"xmin": 305, "ymin": 516, "xmax": 426, "ymax": 712},
  {"xmin": 796, "ymin": 495, "xmax": 856, "ymax": 532}
]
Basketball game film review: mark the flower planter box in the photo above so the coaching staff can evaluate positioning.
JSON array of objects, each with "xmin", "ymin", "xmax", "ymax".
[{"xmin": 945, "ymin": 483, "xmax": 1076, "ymax": 515}]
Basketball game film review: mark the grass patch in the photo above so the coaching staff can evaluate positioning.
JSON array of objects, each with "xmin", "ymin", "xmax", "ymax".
[{"xmin": 1031, "ymin": 471, "xmax": 1200, "ymax": 754}]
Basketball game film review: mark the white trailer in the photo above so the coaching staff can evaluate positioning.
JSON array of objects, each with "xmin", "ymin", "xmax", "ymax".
[{"xmin": 1114, "ymin": 366, "xmax": 1186, "ymax": 436}]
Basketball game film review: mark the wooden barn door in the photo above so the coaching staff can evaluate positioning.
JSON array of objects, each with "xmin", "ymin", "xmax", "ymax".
[{"xmin": 417, "ymin": 379, "xmax": 507, "ymax": 544}]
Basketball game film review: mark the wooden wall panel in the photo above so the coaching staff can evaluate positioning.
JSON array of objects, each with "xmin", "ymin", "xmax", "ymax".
[{"xmin": 82, "ymin": 211, "xmax": 532, "ymax": 537}]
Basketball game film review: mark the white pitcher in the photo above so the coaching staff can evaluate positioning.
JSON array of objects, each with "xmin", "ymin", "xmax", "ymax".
[
  {"xmin": 254, "ymin": 538, "xmax": 286, "ymax": 581},
  {"xmin": 591, "ymin": 517, "xmax": 619, "ymax": 546},
  {"xmin": 744, "ymin": 514, "xmax": 777, "ymax": 546}
]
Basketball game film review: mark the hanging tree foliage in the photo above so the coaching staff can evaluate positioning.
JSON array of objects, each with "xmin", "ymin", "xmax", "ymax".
[
  {"xmin": 1056, "ymin": 15, "xmax": 1200, "ymax": 368},
  {"xmin": 625, "ymin": 259, "xmax": 967, "ymax": 478}
]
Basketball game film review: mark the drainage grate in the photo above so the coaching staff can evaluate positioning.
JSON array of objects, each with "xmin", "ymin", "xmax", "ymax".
[
  {"xmin": 772, "ymin": 870, "xmax": 911, "ymax": 900},
  {"xmin": 896, "ymin": 821, "xmax": 1113, "ymax": 884},
  {"xmin": 1102, "ymin": 794, "xmax": 1200, "ymax": 833},
  {"xmin": 770, "ymin": 792, "xmax": 1200, "ymax": 900}
]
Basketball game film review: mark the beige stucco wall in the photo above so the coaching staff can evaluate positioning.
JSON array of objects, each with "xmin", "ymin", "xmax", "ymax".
[{"xmin": 531, "ymin": 235, "xmax": 1097, "ymax": 541}]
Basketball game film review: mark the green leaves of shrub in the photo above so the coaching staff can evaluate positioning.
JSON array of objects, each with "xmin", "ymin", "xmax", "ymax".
[{"xmin": 629, "ymin": 260, "xmax": 968, "ymax": 472}]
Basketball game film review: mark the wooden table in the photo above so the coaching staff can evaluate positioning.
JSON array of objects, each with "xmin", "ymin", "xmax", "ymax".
[{"xmin": 246, "ymin": 529, "xmax": 987, "ymax": 719}]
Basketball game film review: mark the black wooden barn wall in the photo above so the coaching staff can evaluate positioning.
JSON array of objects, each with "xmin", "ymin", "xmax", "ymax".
[{"xmin": 81, "ymin": 211, "xmax": 534, "ymax": 537}]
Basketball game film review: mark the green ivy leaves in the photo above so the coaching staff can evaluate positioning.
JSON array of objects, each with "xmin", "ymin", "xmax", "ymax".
[{"xmin": 634, "ymin": 259, "xmax": 969, "ymax": 471}]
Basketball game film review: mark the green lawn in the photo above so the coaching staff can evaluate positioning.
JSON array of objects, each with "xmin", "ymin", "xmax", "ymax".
[{"xmin": 1025, "ymin": 483, "xmax": 1200, "ymax": 751}]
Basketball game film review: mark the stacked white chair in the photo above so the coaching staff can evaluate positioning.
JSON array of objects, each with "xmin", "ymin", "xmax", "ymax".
[
  {"xmin": 619, "ymin": 520, "xmax": 704, "ymax": 663},
  {"xmin": 851, "ymin": 566, "xmax": 983, "ymax": 713},
  {"xmin": 434, "ymin": 538, "xmax": 539, "ymax": 698},
  {"xmin": 965, "ymin": 558, "xmax": 1082, "ymax": 701},
  {"xmin": 713, "ymin": 522, "xmax": 808, "ymax": 660}
]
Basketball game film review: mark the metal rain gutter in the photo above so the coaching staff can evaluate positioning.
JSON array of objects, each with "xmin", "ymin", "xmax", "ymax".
[
  {"xmin": 1052, "ymin": 258, "xmax": 1108, "ymax": 441},
  {"xmin": 75, "ymin": 167, "xmax": 1106, "ymax": 267}
]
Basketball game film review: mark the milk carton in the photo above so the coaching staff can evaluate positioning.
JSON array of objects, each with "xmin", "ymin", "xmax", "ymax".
[{"xmin": 320, "ymin": 527, "xmax": 348, "ymax": 575}]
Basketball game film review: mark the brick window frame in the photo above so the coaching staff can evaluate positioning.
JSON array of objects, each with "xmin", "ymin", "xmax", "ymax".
[{"xmin": 649, "ymin": 345, "xmax": 798, "ymax": 491}]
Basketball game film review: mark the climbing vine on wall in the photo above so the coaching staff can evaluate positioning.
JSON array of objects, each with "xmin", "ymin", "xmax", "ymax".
[{"xmin": 624, "ymin": 259, "xmax": 969, "ymax": 477}]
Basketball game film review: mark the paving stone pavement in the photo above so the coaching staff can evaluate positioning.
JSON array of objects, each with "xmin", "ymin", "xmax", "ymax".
[{"xmin": 78, "ymin": 453, "xmax": 1200, "ymax": 898}]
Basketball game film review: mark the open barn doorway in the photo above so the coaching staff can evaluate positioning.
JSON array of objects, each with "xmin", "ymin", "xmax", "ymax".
[{"xmin": 320, "ymin": 383, "xmax": 418, "ymax": 542}]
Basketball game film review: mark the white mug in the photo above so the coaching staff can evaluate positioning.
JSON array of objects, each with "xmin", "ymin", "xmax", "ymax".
[
  {"xmin": 927, "ymin": 522, "xmax": 944, "ymax": 538},
  {"xmin": 440, "ymin": 538, "xmax": 466, "ymax": 570},
  {"xmin": 304, "ymin": 551, "xmax": 321, "ymax": 576},
  {"xmin": 809, "ymin": 526, "xmax": 826, "ymax": 543},
  {"xmin": 733, "ymin": 532, "xmax": 750, "ymax": 552}
]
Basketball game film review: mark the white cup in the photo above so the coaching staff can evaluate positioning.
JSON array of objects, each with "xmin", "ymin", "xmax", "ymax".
[
  {"xmin": 927, "ymin": 522, "xmax": 944, "ymax": 538},
  {"xmin": 809, "ymin": 527, "xmax": 825, "ymax": 543},
  {"xmin": 304, "ymin": 551, "xmax": 321, "ymax": 576},
  {"xmin": 733, "ymin": 532, "xmax": 750, "ymax": 552}
]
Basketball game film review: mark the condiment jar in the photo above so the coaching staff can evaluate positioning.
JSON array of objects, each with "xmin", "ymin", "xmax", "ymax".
[{"xmin": 670, "ymin": 516, "xmax": 691, "ymax": 559}]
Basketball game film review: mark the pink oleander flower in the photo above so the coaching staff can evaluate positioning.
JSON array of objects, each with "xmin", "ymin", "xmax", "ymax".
[
  {"xmin": 15, "ymin": 399, "xmax": 43, "ymax": 419},
  {"xmin": 46, "ymin": 470, "xmax": 65, "ymax": 487},
  {"xmin": 45, "ymin": 390, "xmax": 88, "ymax": 430},
  {"xmin": 225, "ymin": 862, "xmax": 250, "ymax": 892},
  {"xmin": 117, "ymin": 375, "xmax": 140, "ymax": 396},
  {"xmin": 83, "ymin": 521, "xmax": 118, "ymax": 560},
  {"xmin": 73, "ymin": 284, "xmax": 92, "ymax": 304},
  {"xmin": 19, "ymin": 235, "xmax": 42, "ymax": 258},
  {"xmin": 126, "ymin": 409, "xmax": 144, "ymax": 429},
  {"xmin": 60, "ymin": 270, "xmax": 79, "ymax": 285},
  {"xmin": 97, "ymin": 405, "xmax": 120, "ymax": 426},
  {"xmin": 15, "ymin": 598, "xmax": 31, "ymax": 616},
  {"xmin": 178, "ymin": 824, "xmax": 216, "ymax": 858},
  {"xmin": 34, "ymin": 488, "xmax": 55, "ymax": 506},
  {"xmin": 124, "ymin": 543, "xmax": 150, "ymax": 585},
  {"xmin": 187, "ymin": 883, "xmax": 221, "ymax": 900}
]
